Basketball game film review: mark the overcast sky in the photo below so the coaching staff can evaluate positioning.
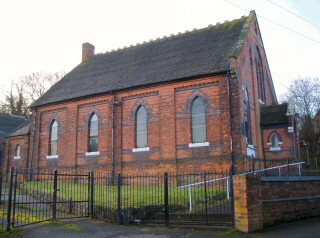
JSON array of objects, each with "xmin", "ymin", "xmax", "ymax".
[{"xmin": 0, "ymin": 0, "xmax": 319, "ymax": 100}]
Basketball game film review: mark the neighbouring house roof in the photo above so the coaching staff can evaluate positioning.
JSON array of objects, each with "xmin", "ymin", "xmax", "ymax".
[
  {"xmin": 6, "ymin": 121, "xmax": 30, "ymax": 138},
  {"xmin": 261, "ymin": 104, "xmax": 288, "ymax": 126},
  {"xmin": 32, "ymin": 11, "xmax": 256, "ymax": 107},
  {"xmin": 0, "ymin": 113, "xmax": 27, "ymax": 140}
]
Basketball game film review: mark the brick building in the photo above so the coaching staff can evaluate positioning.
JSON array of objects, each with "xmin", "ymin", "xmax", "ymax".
[
  {"xmin": 4, "ymin": 11, "xmax": 299, "ymax": 174},
  {"xmin": 261, "ymin": 103, "xmax": 299, "ymax": 160},
  {"xmin": 0, "ymin": 113, "xmax": 27, "ymax": 170}
]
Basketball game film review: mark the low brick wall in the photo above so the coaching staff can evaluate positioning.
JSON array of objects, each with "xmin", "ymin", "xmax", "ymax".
[
  {"xmin": 234, "ymin": 175, "xmax": 320, "ymax": 233},
  {"xmin": 261, "ymin": 177, "xmax": 320, "ymax": 226}
]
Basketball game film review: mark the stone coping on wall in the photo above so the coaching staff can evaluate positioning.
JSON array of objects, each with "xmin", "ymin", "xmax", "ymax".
[
  {"xmin": 263, "ymin": 195, "xmax": 320, "ymax": 203},
  {"xmin": 261, "ymin": 176, "xmax": 320, "ymax": 182}
]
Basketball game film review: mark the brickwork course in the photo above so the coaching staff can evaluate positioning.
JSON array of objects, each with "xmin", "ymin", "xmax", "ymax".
[{"xmin": 4, "ymin": 10, "xmax": 298, "ymax": 175}]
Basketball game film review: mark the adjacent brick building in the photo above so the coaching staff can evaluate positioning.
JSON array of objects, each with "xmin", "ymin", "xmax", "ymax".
[
  {"xmin": 0, "ymin": 113, "xmax": 27, "ymax": 171},
  {"xmin": 4, "ymin": 11, "xmax": 299, "ymax": 175}
]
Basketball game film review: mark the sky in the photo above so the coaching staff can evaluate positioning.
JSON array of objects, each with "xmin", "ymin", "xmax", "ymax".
[{"xmin": 0, "ymin": 0, "xmax": 319, "ymax": 101}]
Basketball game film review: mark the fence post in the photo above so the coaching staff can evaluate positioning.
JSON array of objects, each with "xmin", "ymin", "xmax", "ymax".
[
  {"xmin": 12, "ymin": 169, "xmax": 18, "ymax": 228},
  {"xmin": 0, "ymin": 170, "xmax": 3, "ymax": 204},
  {"xmin": 287, "ymin": 158, "xmax": 291, "ymax": 176},
  {"xmin": 229, "ymin": 164, "xmax": 235, "ymax": 226},
  {"xmin": 164, "ymin": 172, "xmax": 169, "ymax": 225},
  {"xmin": 117, "ymin": 173, "xmax": 122, "ymax": 224},
  {"xmin": 53, "ymin": 169, "xmax": 58, "ymax": 220},
  {"xmin": 204, "ymin": 171, "xmax": 208, "ymax": 224},
  {"xmin": 6, "ymin": 167, "xmax": 14, "ymax": 231},
  {"xmin": 90, "ymin": 171, "xmax": 94, "ymax": 217}
]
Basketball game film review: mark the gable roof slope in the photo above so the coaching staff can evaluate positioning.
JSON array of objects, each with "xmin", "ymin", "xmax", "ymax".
[
  {"xmin": 6, "ymin": 121, "xmax": 30, "ymax": 138},
  {"xmin": 32, "ymin": 11, "xmax": 255, "ymax": 107},
  {"xmin": 0, "ymin": 113, "xmax": 27, "ymax": 140},
  {"xmin": 261, "ymin": 104, "xmax": 288, "ymax": 126}
]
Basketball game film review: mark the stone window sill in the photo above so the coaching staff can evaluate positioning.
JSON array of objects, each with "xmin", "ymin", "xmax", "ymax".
[
  {"xmin": 188, "ymin": 142, "xmax": 209, "ymax": 148},
  {"xmin": 85, "ymin": 151, "xmax": 100, "ymax": 156},
  {"xmin": 270, "ymin": 147, "xmax": 281, "ymax": 151},
  {"xmin": 13, "ymin": 156, "xmax": 21, "ymax": 160},
  {"xmin": 46, "ymin": 155, "xmax": 58, "ymax": 159},
  {"xmin": 132, "ymin": 147, "xmax": 150, "ymax": 152}
]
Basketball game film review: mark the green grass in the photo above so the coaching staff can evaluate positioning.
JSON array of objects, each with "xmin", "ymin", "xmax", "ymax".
[{"xmin": 21, "ymin": 181, "xmax": 228, "ymax": 208}]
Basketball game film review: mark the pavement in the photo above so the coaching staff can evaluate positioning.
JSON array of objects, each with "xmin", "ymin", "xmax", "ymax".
[{"xmin": 10, "ymin": 216, "xmax": 320, "ymax": 238}]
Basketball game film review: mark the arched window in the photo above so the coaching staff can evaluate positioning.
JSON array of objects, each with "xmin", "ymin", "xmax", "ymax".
[
  {"xmin": 15, "ymin": 144, "xmax": 21, "ymax": 157},
  {"xmin": 49, "ymin": 120, "xmax": 58, "ymax": 156},
  {"xmin": 255, "ymin": 47, "xmax": 266, "ymax": 102},
  {"xmin": 136, "ymin": 106, "xmax": 148, "ymax": 148},
  {"xmin": 244, "ymin": 88, "xmax": 252, "ymax": 144},
  {"xmin": 191, "ymin": 97, "xmax": 206, "ymax": 143},
  {"xmin": 271, "ymin": 135, "xmax": 279, "ymax": 148},
  {"xmin": 89, "ymin": 113, "xmax": 99, "ymax": 152}
]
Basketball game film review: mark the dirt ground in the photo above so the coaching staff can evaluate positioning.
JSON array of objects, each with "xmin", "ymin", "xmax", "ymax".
[{"xmin": 10, "ymin": 216, "xmax": 320, "ymax": 238}]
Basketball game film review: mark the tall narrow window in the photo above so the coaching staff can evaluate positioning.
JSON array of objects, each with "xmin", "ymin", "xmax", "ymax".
[
  {"xmin": 15, "ymin": 144, "xmax": 21, "ymax": 157},
  {"xmin": 89, "ymin": 113, "xmax": 98, "ymax": 152},
  {"xmin": 244, "ymin": 88, "xmax": 252, "ymax": 145},
  {"xmin": 49, "ymin": 120, "xmax": 58, "ymax": 156},
  {"xmin": 136, "ymin": 106, "xmax": 148, "ymax": 148},
  {"xmin": 192, "ymin": 97, "xmax": 206, "ymax": 143}
]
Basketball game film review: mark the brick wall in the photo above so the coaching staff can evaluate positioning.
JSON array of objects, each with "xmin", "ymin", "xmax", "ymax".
[
  {"xmin": 262, "ymin": 127, "xmax": 298, "ymax": 159},
  {"xmin": 261, "ymin": 177, "xmax": 320, "ymax": 226},
  {"xmin": 5, "ymin": 135, "xmax": 29, "ymax": 176},
  {"xmin": 234, "ymin": 175, "xmax": 320, "ymax": 232},
  {"xmin": 29, "ymin": 74, "xmax": 239, "ymax": 174}
]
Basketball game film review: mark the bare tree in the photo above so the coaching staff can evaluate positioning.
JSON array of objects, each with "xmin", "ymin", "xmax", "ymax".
[
  {"xmin": 0, "ymin": 71, "xmax": 65, "ymax": 116},
  {"xmin": 282, "ymin": 77, "xmax": 320, "ymax": 118},
  {"xmin": 281, "ymin": 77, "xmax": 320, "ymax": 164},
  {"xmin": 22, "ymin": 71, "xmax": 65, "ymax": 102}
]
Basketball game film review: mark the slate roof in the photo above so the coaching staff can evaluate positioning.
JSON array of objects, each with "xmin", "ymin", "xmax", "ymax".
[
  {"xmin": 6, "ymin": 121, "xmax": 30, "ymax": 138},
  {"xmin": 32, "ymin": 11, "xmax": 255, "ymax": 107},
  {"xmin": 0, "ymin": 113, "xmax": 27, "ymax": 140},
  {"xmin": 261, "ymin": 104, "xmax": 288, "ymax": 126}
]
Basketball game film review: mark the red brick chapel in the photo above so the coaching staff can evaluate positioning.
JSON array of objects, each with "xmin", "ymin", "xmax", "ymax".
[{"xmin": 4, "ymin": 11, "xmax": 299, "ymax": 175}]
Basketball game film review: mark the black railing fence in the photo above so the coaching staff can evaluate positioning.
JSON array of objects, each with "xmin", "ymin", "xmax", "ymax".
[
  {"xmin": 0, "ymin": 168, "xmax": 233, "ymax": 230},
  {"xmin": 1, "ymin": 157, "xmax": 320, "ymax": 231},
  {"xmin": 92, "ymin": 170, "xmax": 233, "ymax": 226}
]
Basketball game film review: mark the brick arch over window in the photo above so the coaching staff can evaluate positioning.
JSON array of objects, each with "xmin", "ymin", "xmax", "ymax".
[
  {"xmin": 184, "ymin": 89, "xmax": 212, "ymax": 113},
  {"xmin": 85, "ymin": 108, "xmax": 103, "ymax": 125},
  {"xmin": 46, "ymin": 114, "xmax": 63, "ymax": 131},
  {"xmin": 130, "ymin": 99, "xmax": 152, "ymax": 120},
  {"xmin": 267, "ymin": 130, "xmax": 283, "ymax": 143}
]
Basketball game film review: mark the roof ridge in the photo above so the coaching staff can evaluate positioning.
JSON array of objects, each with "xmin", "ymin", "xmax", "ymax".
[
  {"xmin": 100, "ymin": 13, "xmax": 250, "ymax": 56},
  {"xmin": 231, "ymin": 10, "xmax": 256, "ymax": 57}
]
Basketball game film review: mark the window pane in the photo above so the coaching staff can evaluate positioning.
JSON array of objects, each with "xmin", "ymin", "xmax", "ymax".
[
  {"xmin": 192, "ymin": 127, "xmax": 206, "ymax": 143},
  {"xmin": 192, "ymin": 97, "xmax": 206, "ymax": 143},
  {"xmin": 137, "ymin": 134, "xmax": 147, "ymax": 148},
  {"xmin": 90, "ymin": 114, "xmax": 98, "ymax": 137},
  {"xmin": 51, "ymin": 121, "xmax": 58, "ymax": 141},
  {"xmin": 50, "ymin": 141, "xmax": 57, "ymax": 155},
  {"xmin": 136, "ymin": 106, "xmax": 148, "ymax": 148},
  {"xmin": 89, "ymin": 137, "xmax": 98, "ymax": 152},
  {"xmin": 16, "ymin": 145, "xmax": 21, "ymax": 156}
]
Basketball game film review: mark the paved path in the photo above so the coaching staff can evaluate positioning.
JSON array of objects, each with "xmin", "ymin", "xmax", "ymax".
[{"xmin": 13, "ymin": 216, "xmax": 320, "ymax": 238}]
